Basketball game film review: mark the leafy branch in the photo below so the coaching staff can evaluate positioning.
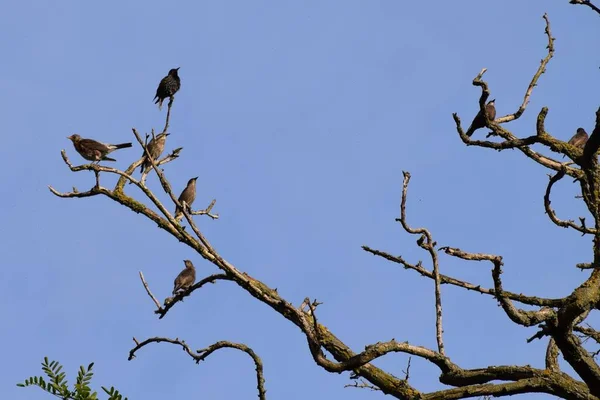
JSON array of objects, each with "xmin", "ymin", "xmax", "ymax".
[{"xmin": 17, "ymin": 357, "xmax": 127, "ymax": 400}]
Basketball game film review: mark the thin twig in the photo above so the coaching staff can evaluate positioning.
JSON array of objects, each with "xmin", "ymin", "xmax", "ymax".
[
  {"xmin": 496, "ymin": 14, "xmax": 555, "ymax": 123},
  {"xmin": 138, "ymin": 271, "xmax": 161, "ymax": 310},
  {"xmin": 156, "ymin": 274, "xmax": 233, "ymax": 318},
  {"xmin": 544, "ymin": 168, "xmax": 596, "ymax": 235},
  {"xmin": 128, "ymin": 337, "xmax": 267, "ymax": 400},
  {"xmin": 570, "ymin": 0, "xmax": 600, "ymax": 16},
  {"xmin": 363, "ymin": 245, "xmax": 562, "ymax": 307},
  {"xmin": 397, "ymin": 171, "xmax": 445, "ymax": 355}
]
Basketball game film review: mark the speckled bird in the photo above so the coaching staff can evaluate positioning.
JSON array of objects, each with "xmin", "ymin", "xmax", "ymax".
[
  {"xmin": 466, "ymin": 99, "xmax": 496, "ymax": 137},
  {"xmin": 563, "ymin": 128, "xmax": 589, "ymax": 158},
  {"xmin": 173, "ymin": 259, "xmax": 196, "ymax": 295},
  {"xmin": 140, "ymin": 133, "xmax": 170, "ymax": 173},
  {"xmin": 174, "ymin": 177, "xmax": 198, "ymax": 222},
  {"xmin": 153, "ymin": 68, "xmax": 181, "ymax": 110},
  {"xmin": 67, "ymin": 134, "xmax": 132, "ymax": 163}
]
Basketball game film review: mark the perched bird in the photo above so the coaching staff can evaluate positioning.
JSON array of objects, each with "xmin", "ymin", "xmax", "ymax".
[
  {"xmin": 174, "ymin": 177, "xmax": 198, "ymax": 222},
  {"xmin": 67, "ymin": 134, "xmax": 132, "ymax": 162},
  {"xmin": 153, "ymin": 68, "xmax": 181, "ymax": 110},
  {"xmin": 140, "ymin": 133, "xmax": 170, "ymax": 173},
  {"xmin": 466, "ymin": 99, "xmax": 496, "ymax": 137},
  {"xmin": 564, "ymin": 128, "xmax": 588, "ymax": 158},
  {"xmin": 172, "ymin": 259, "xmax": 196, "ymax": 295}
]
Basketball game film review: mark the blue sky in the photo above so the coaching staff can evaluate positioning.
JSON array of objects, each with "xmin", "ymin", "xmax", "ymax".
[{"xmin": 2, "ymin": 1, "xmax": 599, "ymax": 399}]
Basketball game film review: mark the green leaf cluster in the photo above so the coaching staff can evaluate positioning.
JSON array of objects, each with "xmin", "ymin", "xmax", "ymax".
[{"xmin": 17, "ymin": 357, "xmax": 127, "ymax": 400}]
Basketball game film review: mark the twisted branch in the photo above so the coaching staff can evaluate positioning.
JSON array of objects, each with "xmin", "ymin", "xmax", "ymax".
[
  {"xmin": 128, "ymin": 337, "xmax": 267, "ymax": 400},
  {"xmin": 544, "ymin": 168, "xmax": 596, "ymax": 235},
  {"xmin": 396, "ymin": 171, "xmax": 445, "ymax": 355}
]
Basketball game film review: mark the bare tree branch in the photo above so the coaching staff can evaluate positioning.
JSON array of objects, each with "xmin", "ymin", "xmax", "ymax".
[
  {"xmin": 440, "ymin": 247, "xmax": 556, "ymax": 326},
  {"xmin": 570, "ymin": 0, "xmax": 600, "ymax": 16},
  {"xmin": 50, "ymin": 7, "xmax": 600, "ymax": 398},
  {"xmin": 544, "ymin": 168, "xmax": 596, "ymax": 235},
  {"xmin": 363, "ymin": 245, "xmax": 563, "ymax": 307},
  {"xmin": 396, "ymin": 171, "xmax": 445, "ymax": 355},
  {"xmin": 128, "ymin": 337, "xmax": 267, "ymax": 400},
  {"xmin": 495, "ymin": 13, "xmax": 555, "ymax": 123},
  {"xmin": 154, "ymin": 273, "xmax": 233, "ymax": 319}
]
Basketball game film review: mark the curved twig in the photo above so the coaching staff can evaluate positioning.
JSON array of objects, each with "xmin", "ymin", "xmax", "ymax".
[
  {"xmin": 496, "ymin": 13, "xmax": 555, "ymax": 123},
  {"xmin": 570, "ymin": 0, "xmax": 600, "ymax": 16},
  {"xmin": 441, "ymin": 246, "xmax": 556, "ymax": 326},
  {"xmin": 396, "ymin": 171, "xmax": 445, "ymax": 355},
  {"xmin": 544, "ymin": 168, "xmax": 596, "ymax": 235},
  {"xmin": 128, "ymin": 337, "xmax": 267, "ymax": 400}
]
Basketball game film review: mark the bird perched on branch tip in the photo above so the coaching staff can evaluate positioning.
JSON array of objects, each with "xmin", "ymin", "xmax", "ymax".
[
  {"xmin": 174, "ymin": 177, "xmax": 198, "ymax": 222},
  {"xmin": 563, "ymin": 128, "xmax": 588, "ymax": 159},
  {"xmin": 466, "ymin": 99, "xmax": 496, "ymax": 137},
  {"xmin": 173, "ymin": 259, "xmax": 196, "ymax": 295},
  {"xmin": 140, "ymin": 133, "xmax": 170, "ymax": 173},
  {"xmin": 154, "ymin": 68, "xmax": 181, "ymax": 110},
  {"xmin": 67, "ymin": 134, "xmax": 132, "ymax": 163}
]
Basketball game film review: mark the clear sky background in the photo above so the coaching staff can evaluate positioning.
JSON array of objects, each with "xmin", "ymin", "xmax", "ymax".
[{"xmin": 2, "ymin": 1, "xmax": 600, "ymax": 399}]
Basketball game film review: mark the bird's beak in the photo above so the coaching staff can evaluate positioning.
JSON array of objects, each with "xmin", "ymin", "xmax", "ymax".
[
  {"xmin": 66, "ymin": 135, "xmax": 73, "ymax": 140},
  {"xmin": 176, "ymin": 67, "xmax": 180, "ymax": 71},
  {"xmin": 165, "ymin": 133, "xmax": 171, "ymax": 136},
  {"xmin": 490, "ymin": 99, "xmax": 496, "ymax": 103},
  {"xmin": 193, "ymin": 176, "xmax": 199, "ymax": 180}
]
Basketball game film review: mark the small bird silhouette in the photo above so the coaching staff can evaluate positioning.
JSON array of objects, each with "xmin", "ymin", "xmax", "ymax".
[
  {"xmin": 466, "ymin": 99, "xmax": 496, "ymax": 137},
  {"xmin": 173, "ymin": 259, "xmax": 196, "ymax": 295},
  {"xmin": 563, "ymin": 128, "xmax": 588, "ymax": 159},
  {"xmin": 140, "ymin": 133, "xmax": 170, "ymax": 173},
  {"xmin": 174, "ymin": 177, "xmax": 198, "ymax": 222},
  {"xmin": 67, "ymin": 134, "xmax": 132, "ymax": 163},
  {"xmin": 153, "ymin": 68, "xmax": 181, "ymax": 110}
]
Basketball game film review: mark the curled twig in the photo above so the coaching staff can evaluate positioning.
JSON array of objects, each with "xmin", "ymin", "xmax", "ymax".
[
  {"xmin": 544, "ymin": 168, "xmax": 596, "ymax": 235},
  {"xmin": 128, "ymin": 337, "xmax": 267, "ymax": 400},
  {"xmin": 396, "ymin": 171, "xmax": 445, "ymax": 355}
]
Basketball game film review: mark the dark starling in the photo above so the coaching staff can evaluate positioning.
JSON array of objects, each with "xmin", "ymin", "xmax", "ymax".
[
  {"xmin": 466, "ymin": 99, "xmax": 496, "ymax": 137},
  {"xmin": 67, "ymin": 134, "xmax": 132, "ymax": 163},
  {"xmin": 140, "ymin": 133, "xmax": 170, "ymax": 173},
  {"xmin": 174, "ymin": 177, "xmax": 198, "ymax": 222},
  {"xmin": 563, "ymin": 128, "xmax": 589, "ymax": 158},
  {"xmin": 153, "ymin": 68, "xmax": 181, "ymax": 110},
  {"xmin": 173, "ymin": 259, "xmax": 196, "ymax": 295}
]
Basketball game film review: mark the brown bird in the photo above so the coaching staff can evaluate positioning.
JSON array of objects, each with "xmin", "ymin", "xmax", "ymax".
[
  {"xmin": 466, "ymin": 99, "xmax": 496, "ymax": 137},
  {"xmin": 563, "ymin": 128, "xmax": 589, "ymax": 159},
  {"xmin": 174, "ymin": 177, "xmax": 198, "ymax": 222},
  {"xmin": 140, "ymin": 133, "xmax": 170, "ymax": 173},
  {"xmin": 173, "ymin": 259, "xmax": 196, "ymax": 295},
  {"xmin": 153, "ymin": 68, "xmax": 181, "ymax": 110},
  {"xmin": 67, "ymin": 134, "xmax": 132, "ymax": 163}
]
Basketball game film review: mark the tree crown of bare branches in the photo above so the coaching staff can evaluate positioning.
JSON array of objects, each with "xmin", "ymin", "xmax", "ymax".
[{"xmin": 46, "ymin": 3, "xmax": 600, "ymax": 399}]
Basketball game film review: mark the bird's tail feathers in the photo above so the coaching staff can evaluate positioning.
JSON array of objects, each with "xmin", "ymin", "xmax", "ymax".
[
  {"xmin": 174, "ymin": 209, "xmax": 183, "ymax": 222},
  {"xmin": 114, "ymin": 142, "xmax": 133, "ymax": 149},
  {"xmin": 103, "ymin": 157, "xmax": 117, "ymax": 162},
  {"xmin": 465, "ymin": 124, "xmax": 475, "ymax": 137}
]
